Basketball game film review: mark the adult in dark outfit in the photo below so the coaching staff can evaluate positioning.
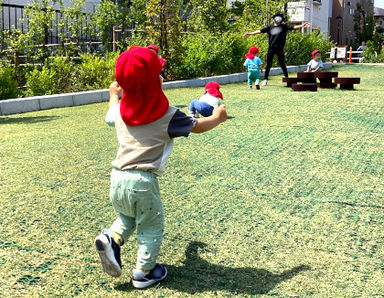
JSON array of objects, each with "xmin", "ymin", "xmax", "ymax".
[{"xmin": 244, "ymin": 12, "xmax": 310, "ymax": 86}]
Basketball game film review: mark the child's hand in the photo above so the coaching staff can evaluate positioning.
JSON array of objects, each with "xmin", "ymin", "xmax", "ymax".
[
  {"xmin": 109, "ymin": 81, "xmax": 122, "ymax": 98},
  {"xmin": 212, "ymin": 105, "xmax": 228, "ymax": 123},
  {"xmin": 243, "ymin": 32, "xmax": 251, "ymax": 39}
]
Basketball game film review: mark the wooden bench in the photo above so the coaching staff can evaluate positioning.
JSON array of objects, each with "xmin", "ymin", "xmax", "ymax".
[
  {"xmin": 334, "ymin": 78, "xmax": 361, "ymax": 90},
  {"xmin": 314, "ymin": 72, "xmax": 338, "ymax": 88},
  {"xmin": 297, "ymin": 72, "xmax": 317, "ymax": 83},
  {"xmin": 282, "ymin": 77, "xmax": 300, "ymax": 87},
  {"xmin": 291, "ymin": 83, "xmax": 318, "ymax": 92}
]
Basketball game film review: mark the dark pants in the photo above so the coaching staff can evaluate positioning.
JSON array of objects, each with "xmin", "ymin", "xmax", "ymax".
[{"xmin": 264, "ymin": 48, "xmax": 288, "ymax": 80}]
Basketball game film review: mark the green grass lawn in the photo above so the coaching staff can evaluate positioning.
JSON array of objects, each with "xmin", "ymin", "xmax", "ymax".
[{"xmin": 0, "ymin": 64, "xmax": 383, "ymax": 297}]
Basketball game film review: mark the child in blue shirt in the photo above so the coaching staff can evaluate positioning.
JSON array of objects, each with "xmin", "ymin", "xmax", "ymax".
[{"xmin": 244, "ymin": 46, "xmax": 263, "ymax": 89}]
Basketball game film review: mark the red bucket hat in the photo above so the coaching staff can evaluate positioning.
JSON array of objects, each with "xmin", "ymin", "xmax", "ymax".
[
  {"xmin": 245, "ymin": 46, "xmax": 260, "ymax": 59},
  {"xmin": 148, "ymin": 44, "xmax": 165, "ymax": 68},
  {"xmin": 115, "ymin": 46, "xmax": 169, "ymax": 126},
  {"xmin": 205, "ymin": 81, "xmax": 223, "ymax": 99},
  {"xmin": 147, "ymin": 44, "xmax": 159, "ymax": 54},
  {"xmin": 312, "ymin": 49, "xmax": 321, "ymax": 57}
]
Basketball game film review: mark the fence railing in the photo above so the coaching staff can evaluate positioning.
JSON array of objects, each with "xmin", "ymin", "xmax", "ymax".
[
  {"xmin": 1, "ymin": 3, "xmax": 98, "ymax": 45},
  {"xmin": 328, "ymin": 46, "xmax": 364, "ymax": 63}
]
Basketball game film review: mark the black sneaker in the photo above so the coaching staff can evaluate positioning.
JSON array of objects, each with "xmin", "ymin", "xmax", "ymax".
[
  {"xmin": 95, "ymin": 229, "xmax": 122, "ymax": 277},
  {"xmin": 256, "ymin": 84, "xmax": 260, "ymax": 90},
  {"xmin": 132, "ymin": 264, "xmax": 167, "ymax": 289}
]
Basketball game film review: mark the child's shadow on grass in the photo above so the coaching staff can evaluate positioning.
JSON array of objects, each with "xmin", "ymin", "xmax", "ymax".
[
  {"xmin": 0, "ymin": 115, "xmax": 60, "ymax": 124},
  {"xmin": 115, "ymin": 241, "xmax": 310, "ymax": 294}
]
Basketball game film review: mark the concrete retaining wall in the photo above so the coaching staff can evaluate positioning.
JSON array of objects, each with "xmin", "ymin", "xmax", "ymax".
[{"xmin": 0, "ymin": 63, "xmax": 332, "ymax": 116}]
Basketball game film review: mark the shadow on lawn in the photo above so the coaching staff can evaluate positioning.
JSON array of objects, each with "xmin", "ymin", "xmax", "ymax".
[
  {"xmin": 0, "ymin": 115, "xmax": 60, "ymax": 124},
  {"xmin": 115, "ymin": 241, "xmax": 310, "ymax": 294}
]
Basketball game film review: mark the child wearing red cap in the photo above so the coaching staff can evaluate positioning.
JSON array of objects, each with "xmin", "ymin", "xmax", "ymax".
[
  {"xmin": 95, "ymin": 46, "xmax": 227, "ymax": 289},
  {"xmin": 306, "ymin": 50, "xmax": 324, "ymax": 72},
  {"xmin": 188, "ymin": 81, "xmax": 223, "ymax": 118},
  {"xmin": 244, "ymin": 46, "xmax": 263, "ymax": 89}
]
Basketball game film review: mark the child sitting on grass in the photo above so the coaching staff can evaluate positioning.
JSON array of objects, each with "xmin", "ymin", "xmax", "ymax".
[
  {"xmin": 189, "ymin": 81, "xmax": 223, "ymax": 118},
  {"xmin": 95, "ymin": 46, "xmax": 227, "ymax": 289},
  {"xmin": 244, "ymin": 46, "xmax": 263, "ymax": 89},
  {"xmin": 306, "ymin": 49, "xmax": 324, "ymax": 72}
]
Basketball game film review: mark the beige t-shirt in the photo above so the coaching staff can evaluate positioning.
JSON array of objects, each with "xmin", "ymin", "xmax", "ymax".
[{"xmin": 105, "ymin": 105, "xmax": 197, "ymax": 175}]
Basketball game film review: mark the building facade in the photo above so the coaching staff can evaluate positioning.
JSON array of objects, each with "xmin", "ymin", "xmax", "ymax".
[
  {"xmin": 329, "ymin": 0, "xmax": 374, "ymax": 45},
  {"xmin": 374, "ymin": 6, "xmax": 384, "ymax": 28},
  {"xmin": 287, "ymin": 0, "xmax": 332, "ymax": 35}
]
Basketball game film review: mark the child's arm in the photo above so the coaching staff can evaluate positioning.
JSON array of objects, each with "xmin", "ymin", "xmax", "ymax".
[
  {"xmin": 105, "ymin": 82, "xmax": 122, "ymax": 126},
  {"xmin": 159, "ymin": 75, "xmax": 163, "ymax": 89},
  {"xmin": 305, "ymin": 65, "xmax": 310, "ymax": 72},
  {"xmin": 109, "ymin": 81, "xmax": 122, "ymax": 108},
  {"xmin": 312, "ymin": 66, "xmax": 321, "ymax": 72},
  {"xmin": 191, "ymin": 105, "xmax": 227, "ymax": 133}
]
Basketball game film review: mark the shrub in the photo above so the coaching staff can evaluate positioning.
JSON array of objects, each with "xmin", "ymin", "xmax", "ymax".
[
  {"xmin": 48, "ymin": 56, "xmax": 74, "ymax": 94},
  {"xmin": 0, "ymin": 66, "xmax": 19, "ymax": 100},
  {"xmin": 171, "ymin": 32, "xmax": 247, "ymax": 79},
  {"xmin": 361, "ymin": 40, "xmax": 384, "ymax": 63},
  {"xmin": 25, "ymin": 66, "xmax": 57, "ymax": 96},
  {"xmin": 285, "ymin": 30, "xmax": 333, "ymax": 66},
  {"xmin": 72, "ymin": 52, "xmax": 117, "ymax": 91}
]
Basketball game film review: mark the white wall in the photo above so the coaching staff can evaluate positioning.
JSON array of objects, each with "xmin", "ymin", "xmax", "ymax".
[
  {"xmin": 287, "ymin": 0, "xmax": 331, "ymax": 36},
  {"xmin": 311, "ymin": 0, "xmax": 331, "ymax": 34}
]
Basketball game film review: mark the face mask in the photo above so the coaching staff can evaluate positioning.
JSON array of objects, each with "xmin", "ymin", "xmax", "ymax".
[{"xmin": 274, "ymin": 16, "xmax": 283, "ymax": 23}]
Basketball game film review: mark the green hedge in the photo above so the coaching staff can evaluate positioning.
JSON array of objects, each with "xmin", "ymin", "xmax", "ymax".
[
  {"xmin": 24, "ymin": 53, "xmax": 118, "ymax": 97},
  {"xmin": 0, "ymin": 30, "xmax": 333, "ymax": 99},
  {"xmin": 0, "ymin": 66, "xmax": 19, "ymax": 100}
]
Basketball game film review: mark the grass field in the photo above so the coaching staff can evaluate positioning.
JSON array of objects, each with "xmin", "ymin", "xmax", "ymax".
[{"xmin": 0, "ymin": 64, "xmax": 383, "ymax": 297}]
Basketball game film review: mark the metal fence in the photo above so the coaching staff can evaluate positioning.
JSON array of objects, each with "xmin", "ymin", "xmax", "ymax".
[{"xmin": 1, "ymin": 3, "xmax": 98, "ymax": 45}]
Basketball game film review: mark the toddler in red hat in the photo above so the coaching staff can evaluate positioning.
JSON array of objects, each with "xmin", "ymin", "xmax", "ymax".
[
  {"xmin": 306, "ymin": 49, "xmax": 324, "ymax": 72},
  {"xmin": 189, "ymin": 81, "xmax": 223, "ymax": 118},
  {"xmin": 95, "ymin": 46, "xmax": 227, "ymax": 289},
  {"xmin": 244, "ymin": 46, "xmax": 263, "ymax": 89}
]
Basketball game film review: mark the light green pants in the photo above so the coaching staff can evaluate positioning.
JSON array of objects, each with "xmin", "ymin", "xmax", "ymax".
[{"xmin": 109, "ymin": 168, "xmax": 163, "ymax": 271}]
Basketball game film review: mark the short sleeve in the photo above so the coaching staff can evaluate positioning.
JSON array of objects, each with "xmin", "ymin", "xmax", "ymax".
[
  {"xmin": 168, "ymin": 109, "xmax": 197, "ymax": 138},
  {"xmin": 260, "ymin": 26, "xmax": 269, "ymax": 34},
  {"xmin": 244, "ymin": 59, "xmax": 249, "ymax": 66},
  {"xmin": 257, "ymin": 57, "xmax": 263, "ymax": 65},
  {"xmin": 105, "ymin": 105, "xmax": 119, "ymax": 127}
]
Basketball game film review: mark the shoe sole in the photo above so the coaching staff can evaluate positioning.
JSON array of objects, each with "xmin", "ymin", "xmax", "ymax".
[
  {"xmin": 95, "ymin": 236, "xmax": 122, "ymax": 277},
  {"xmin": 132, "ymin": 267, "xmax": 168, "ymax": 289}
]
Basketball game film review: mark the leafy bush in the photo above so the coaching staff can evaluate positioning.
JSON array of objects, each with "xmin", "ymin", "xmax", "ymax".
[
  {"xmin": 171, "ymin": 32, "xmax": 247, "ymax": 79},
  {"xmin": 25, "ymin": 66, "xmax": 57, "ymax": 96},
  {"xmin": 0, "ymin": 66, "xmax": 19, "ymax": 100},
  {"xmin": 361, "ymin": 40, "xmax": 384, "ymax": 63},
  {"xmin": 72, "ymin": 52, "xmax": 117, "ymax": 91},
  {"xmin": 49, "ymin": 56, "xmax": 74, "ymax": 94},
  {"xmin": 285, "ymin": 30, "xmax": 333, "ymax": 66}
]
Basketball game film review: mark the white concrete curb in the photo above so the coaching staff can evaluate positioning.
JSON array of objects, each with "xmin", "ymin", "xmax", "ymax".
[{"xmin": 0, "ymin": 63, "xmax": 332, "ymax": 116}]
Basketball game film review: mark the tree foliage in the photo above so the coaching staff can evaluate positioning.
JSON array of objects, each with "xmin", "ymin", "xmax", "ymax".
[{"xmin": 354, "ymin": 3, "xmax": 375, "ymax": 46}]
